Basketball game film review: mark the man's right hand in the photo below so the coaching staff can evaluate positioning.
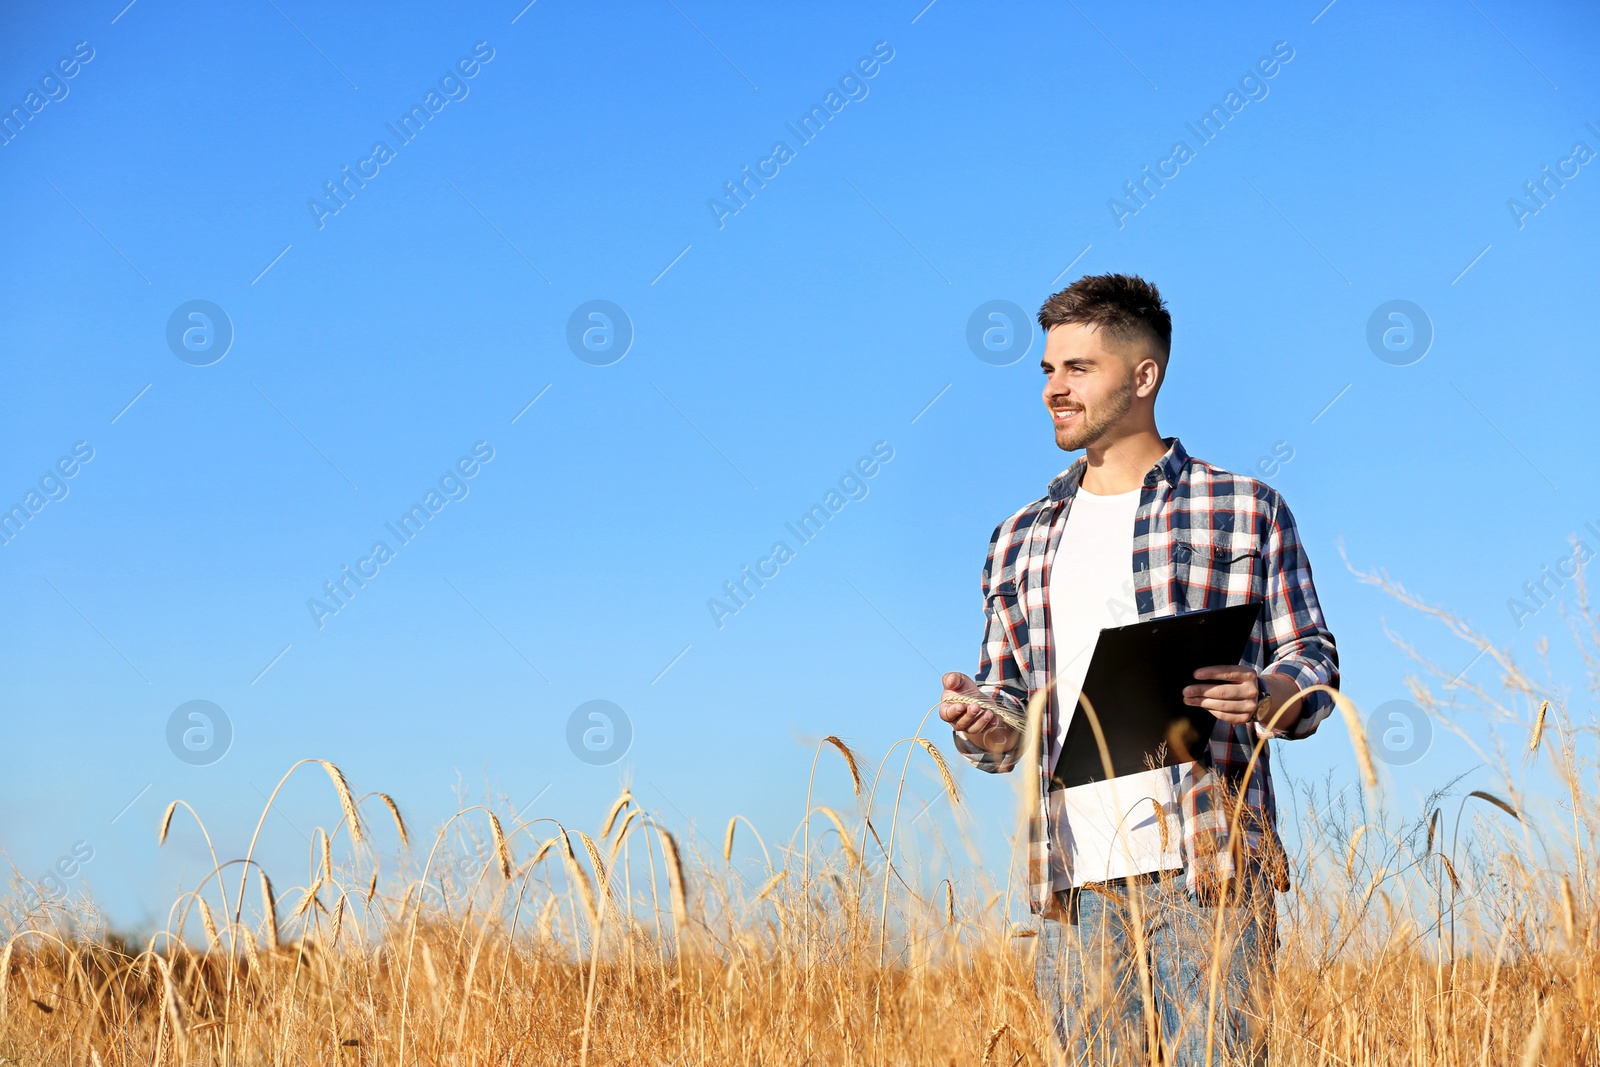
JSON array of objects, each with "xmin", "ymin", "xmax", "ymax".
[{"xmin": 939, "ymin": 672, "xmax": 1021, "ymax": 755}]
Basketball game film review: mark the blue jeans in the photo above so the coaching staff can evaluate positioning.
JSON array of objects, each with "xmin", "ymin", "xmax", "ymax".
[{"xmin": 1034, "ymin": 871, "xmax": 1277, "ymax": 1066}]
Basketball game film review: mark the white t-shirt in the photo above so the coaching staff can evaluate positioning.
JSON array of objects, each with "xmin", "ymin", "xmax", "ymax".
[{"xmin": 1046, "ymin": 485, "xmax": 1183, "ymax": 889}]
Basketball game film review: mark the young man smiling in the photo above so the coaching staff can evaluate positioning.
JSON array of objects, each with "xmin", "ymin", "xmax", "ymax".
[{"xmin": 939, "ymin": 273, "xmax": 1339, "ymax": 1064}]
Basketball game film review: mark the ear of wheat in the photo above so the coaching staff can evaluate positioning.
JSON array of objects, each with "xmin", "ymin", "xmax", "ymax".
[
  {"xmin": 812, "ymin": 806, "xmax": 861, "ymax": 869},
  {"xmin": 197, "ymin": 896, "xmax": 219, "ymax": 948},
  {"xmin": 259, "ymin": 872, "xmax": 279, "ymax": 951},
  {"xmin": 378, "ymin": 793, "xmax": 409, "ymax": 847},
  {"xmin": 488, "ymin": 813, "xmax": 513, "ymax": 879},
  {"xmin": 320, "ymin": 762, "xmax": 363, "ymax": 845},
  {"xmin": 916, "ymin": 738, "xmax": 960, "ymax": 806},
  {"xmin": 329, "ymin": 893, "xmax": 347, "ymax": 948},
  {"xmin": 292, "ymin": 879, "xmax": 324, "ymax": 921},
  {"xmin": 600, "ymin": 791, "xmax": 634, "ymax": 838},
  {"xmin": 655, "ymin": 825, "xmax": 691, "ymax": 949},
  {"xmin": 532, "ymin": 837, "xmax": 560, "ymax": 867},
  {"xmin": 754, "ymin": 870, "xmax": 787, "ymax": 902},
  {"xmin": 822, "ymin": 737, "xmax": 864, "ymax": 795},
  {"xmin": 318, "ymin": 828, "xmax": 334, "ymax": 883},
  {"xmin": 560, "ymin": 832, "xmax": 599, "ymax": 924},
  {"xmin": 938, "ymin": 693, "xmax": 1027, "ymax": 732}
]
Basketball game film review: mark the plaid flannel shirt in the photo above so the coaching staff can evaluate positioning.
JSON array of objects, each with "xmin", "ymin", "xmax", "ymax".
[{"xmin": 952, "ymin": 436, "xmax": 1339, "ymax": 915}]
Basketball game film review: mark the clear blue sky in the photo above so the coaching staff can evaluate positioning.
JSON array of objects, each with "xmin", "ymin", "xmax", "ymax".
[{"xmin": 2, "ymin": 0, "xmax": 1596, "ymax": 930}]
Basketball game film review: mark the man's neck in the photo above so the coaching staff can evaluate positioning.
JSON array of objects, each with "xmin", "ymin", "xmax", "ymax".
[{"xmin": 1078, "ymin": 429, "xmax": 1168, "ymax": 495}]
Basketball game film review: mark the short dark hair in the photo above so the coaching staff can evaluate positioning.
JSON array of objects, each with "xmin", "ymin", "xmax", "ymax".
[{"xmin": 1038, "ymin": 273, "xmax": 1172, "ymax": 360}]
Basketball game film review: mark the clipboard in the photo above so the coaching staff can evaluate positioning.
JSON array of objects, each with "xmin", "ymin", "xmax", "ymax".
[{"xmin": 1050, "ymin": 600, "xmax": 1265, "ymax": 789}]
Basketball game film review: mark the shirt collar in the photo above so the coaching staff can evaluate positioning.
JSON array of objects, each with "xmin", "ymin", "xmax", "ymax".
[{"xmin": 1046, "ymin": 435, "xmax": 1188, "ymax": 502}]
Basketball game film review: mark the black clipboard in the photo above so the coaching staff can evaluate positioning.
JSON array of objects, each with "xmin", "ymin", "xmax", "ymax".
[{"xmin": 1050, "ymin": 600, "xmax": 1265, "ymax": 789}]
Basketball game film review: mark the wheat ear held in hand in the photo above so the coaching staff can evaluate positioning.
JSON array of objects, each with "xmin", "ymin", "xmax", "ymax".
[{"xmin": 937, "ymin": 692, "xmax": 1028, "ymax": 732}]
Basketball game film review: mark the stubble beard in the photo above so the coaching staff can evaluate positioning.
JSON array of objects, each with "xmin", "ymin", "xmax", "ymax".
[{"xmin": 1053, "ymin": 376, "xmax": 1134, "ymax": 452}]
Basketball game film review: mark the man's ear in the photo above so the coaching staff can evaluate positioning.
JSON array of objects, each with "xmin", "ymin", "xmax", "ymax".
[{"xmin": 1135, "ymin": 356, "xmax": 1163, "ymax": 398}]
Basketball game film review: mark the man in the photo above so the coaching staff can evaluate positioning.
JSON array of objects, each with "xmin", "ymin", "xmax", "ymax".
[{"xmin": 939, "ymin": 273, "xmax": 1339, "ymax": 1065}]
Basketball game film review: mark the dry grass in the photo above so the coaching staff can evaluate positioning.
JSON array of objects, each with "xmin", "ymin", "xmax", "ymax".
[{"xmin": 3, "ymin": 561, "xmax": 1600, "ymax": 1065}]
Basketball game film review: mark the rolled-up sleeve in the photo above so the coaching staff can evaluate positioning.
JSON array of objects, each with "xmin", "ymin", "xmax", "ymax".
[
  {"xmin": 1255, "ymin": 494, "xmax": 1339, "ymax": 740},
  {"xmin": 952, "ymin": 522, "xmax": 1028, "ymax": 773}
]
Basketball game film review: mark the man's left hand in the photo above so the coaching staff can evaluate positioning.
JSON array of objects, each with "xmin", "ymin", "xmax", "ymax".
[{"xmin": 1183, "ymin": 665, "xmax": 1263, "ymax": 726}]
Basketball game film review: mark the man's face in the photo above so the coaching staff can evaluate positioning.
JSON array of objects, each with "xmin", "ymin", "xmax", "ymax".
[{"xmin": 1040, "ymin": 323, "xmax": 1149, "ymax": 451}]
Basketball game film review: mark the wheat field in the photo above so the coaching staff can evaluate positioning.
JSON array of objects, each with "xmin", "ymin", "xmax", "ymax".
[{"xmin": 3, "ymin": 560, "xmax": 1598, "ymax": 1066}]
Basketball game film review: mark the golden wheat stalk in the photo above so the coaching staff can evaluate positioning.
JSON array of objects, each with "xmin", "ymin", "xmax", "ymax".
[
  {"xmin": 0, "ymin": 938, "xmax": 16, "ymax": 1020},
  {"xmin": 532, "ymin": 837, "xmax": 560, "ymax": 867},
  {"xmin": 981, "ymin": 1023, "xmax": 1011, "ymax": 1066},
  {"xmin": 317, "ymin": 827, "xmax": 333, "ymax": 883},
  {"xmin": 1325, "ymin": 686, "xmax": 1377, "ymax": 788},
  {"xmin": 655, "ymin": 825, "xmax": 691, "ymax": 950},
  {"xmin": 378, "ymin": 793, "xmax": 409, "ymax": 847},
  {"xmin": 1436, "ymin": 853, "xmax": 1461, "ymax": 892},
  {"xmin": 916, "ymin": 738, "xmax": 960, "ymax": 806},
  {"xmin": 292, "ymin": 878, "xmax": 324, "ymax": 921},
  {"xmin": 1273, "ymin": 683, "xmax": 1377, "ymax": 788},
  {"xmin": 608, "ymin": 809, "xmax": 642, "ymax": 864},
  {"xmin": 259, "ymin": 872, "xmax": 279, "ymax": 950},
  {"xmin": 329, "ymin": 893, "xmax": 347, "ymax": 948},
  {"xmin": 420, "ymin": 940, "xmax": 440, "ymax": 992},
  {"xmin": 489, "ymin": 812, "xmax": 513, "ymax": 879},
  {"xmin": 600, "ymin": 791, "xmax": 633, "ymax": 839},
  {"xmin": 577, "ymin": 832, "xmax": 612, "ymax": 910},
  {"xmin": 394, "ymin": 882, "xmax": 420, "ymax": 925},
  {"xmin": 1520, "ymin": 1002, "xmax": 1550, "ymax": 1067},
  {"xmin": 822, "ymin": 736, "xmax": 864, "ymax": 795},
  {"xmin": 812, "ymin": 806, "xmax": 861, "ymax": 869},
  {"xmin": 1469, "ymin": 789, "xmax": 1521, "ymax": 821},
  {"xmin": 754, "ymin": 870, "xmax": 787, "ymax": 902},
  {"xmin": 1346, "ymin": 824, "xmax": 1373, "ymax": 879},
  {"xmin": 319, "ymin": 761, "xmax": 363, "ymax": 845},
  {"xmin": 240, "ymin": 923, "xmax": 262, "ymax": 975},
  {"xmin": 155, "ymin": 954, "xmax": 186, "ymax": 1043},
  {"xmin": 560, "ymin": 833, "xmax": 599, "ymax": 924},
  {"xmin": 938, "ymin": 693, "xmax": 1027, "ymax": 732},
  {"xmin": 536, "ymin": 895, "xmax": 559, "ymax": 941},
  {"xmin": 197, "ymin": 896, "xmax": 220, "ymax": 948},
  {"xmin": 1017, "ymin": 687, "xmax": 1050, "ymax": 827}
]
